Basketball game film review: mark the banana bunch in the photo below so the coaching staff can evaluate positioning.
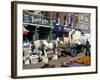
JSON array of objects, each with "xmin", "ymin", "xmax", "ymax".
[{"xmin": 75, "ymin": 56, "xmax": 91, "ymax": 65}]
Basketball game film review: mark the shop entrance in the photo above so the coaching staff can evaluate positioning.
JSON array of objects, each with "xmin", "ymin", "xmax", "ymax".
[
  {"xmin": 23, "ymin": 25, "xmax": 36, "ymax": 41},
  {"xmin": 39, "ymin": 27, "xmax": 51, "ymax": 40},
  {"xmin": 27, "ymin": 32, "xmax": 34, "ymax": 41}
]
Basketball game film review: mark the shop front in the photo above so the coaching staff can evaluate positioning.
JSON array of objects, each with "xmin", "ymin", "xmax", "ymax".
[{"xmin": 23, "ymin": 12, "xmax": 54, "ymax": 42}]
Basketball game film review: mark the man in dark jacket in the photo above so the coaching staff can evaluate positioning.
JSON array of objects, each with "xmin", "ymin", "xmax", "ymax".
[{"xmin": 85, "ymin": 40, "xmax": 90, "ymax": 56}]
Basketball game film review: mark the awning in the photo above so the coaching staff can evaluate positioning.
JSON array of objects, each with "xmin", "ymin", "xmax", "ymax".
[
  {"xmin": 53, "ymin": 25, "xmax": 64, "ymax": 33},
  {"xmin": 23, "ymin": 32, "xmax": 29, "ymax": 35},
  {"xmin": 23, "ymin": 27, "xmax": 29, "ymax": 35},
  {"xmin": 23, "ymin": 26, "xmax": 29, "ymax": 32},
  {"xmin": 64, "ymin": 27, "xmax": 72, "ymax": 32}
]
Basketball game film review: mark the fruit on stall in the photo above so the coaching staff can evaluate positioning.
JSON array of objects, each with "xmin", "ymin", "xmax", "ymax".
[
  {"xmin": 62, "ymin": 55, "xmax": 91, "ymax": 67},
  {"xmin": 75, "ymin": 55, "xmax": 91, "ymax": 65}
]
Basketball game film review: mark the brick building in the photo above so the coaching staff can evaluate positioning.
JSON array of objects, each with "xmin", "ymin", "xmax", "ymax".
[
  {"xmin": 23, "ymin": 10, "xmax": 90, "ymax": 42},
  {"xmin": 45, "ymin": 12, "xmax": 90, "ymax": 30}
]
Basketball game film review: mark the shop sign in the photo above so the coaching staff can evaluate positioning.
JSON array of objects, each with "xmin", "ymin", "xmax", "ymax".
[
  {"xmin": 32, "ymin": 16, "xmax": 42, "ymax": 24},
  {"xmin": 23, "ymin": 15, "xmax": 54, "ymax": 26},
  {"xmin": 23, "ymin": 15, "xmax": 32, "ymax": 23}
]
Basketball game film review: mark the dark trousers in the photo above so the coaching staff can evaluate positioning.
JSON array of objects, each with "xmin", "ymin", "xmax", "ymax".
[
  {"xmin": 41, "ymin": 49, "xmax": 45, "ymax": 56},
  {"xmin": 86, "ymin": 49, "xmax": 90, "ymax": 56}
]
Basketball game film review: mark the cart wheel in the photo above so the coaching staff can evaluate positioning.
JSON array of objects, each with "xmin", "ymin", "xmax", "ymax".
[{"xmin": 71, "ymin": 49, "xmax": 77, "ymax": 57}]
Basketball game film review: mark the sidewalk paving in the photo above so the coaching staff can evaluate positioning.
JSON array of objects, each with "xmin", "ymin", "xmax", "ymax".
[{"xmin": 23, "ymin": 52, "xmax": 87, "ymax": 69}]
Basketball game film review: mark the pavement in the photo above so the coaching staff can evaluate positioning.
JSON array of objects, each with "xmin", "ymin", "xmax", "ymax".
[{"xmin": 23, "ymin": 52, "xmax": 89, "ymax": 69}]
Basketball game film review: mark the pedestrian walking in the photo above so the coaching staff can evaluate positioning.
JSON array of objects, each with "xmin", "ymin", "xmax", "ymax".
[{"xmin": 39, "ymin": 40, "xmax": 47, "ymax": 56}]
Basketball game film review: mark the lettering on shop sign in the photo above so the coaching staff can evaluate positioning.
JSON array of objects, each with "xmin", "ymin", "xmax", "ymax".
[
  {"xmin": 23, "ymin": 15, "xmax": 32, "ymax": 23},
  {"xmin": 23, "ymin": 15, "xmax": 54, "ymax": 26},
  {"xmin": 32, "ymin": 17, "xmax": 52, "ymax": 25},
  {"xmin": 32, "ymin": 17, "xmax": 42, "ymax": 24}
]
